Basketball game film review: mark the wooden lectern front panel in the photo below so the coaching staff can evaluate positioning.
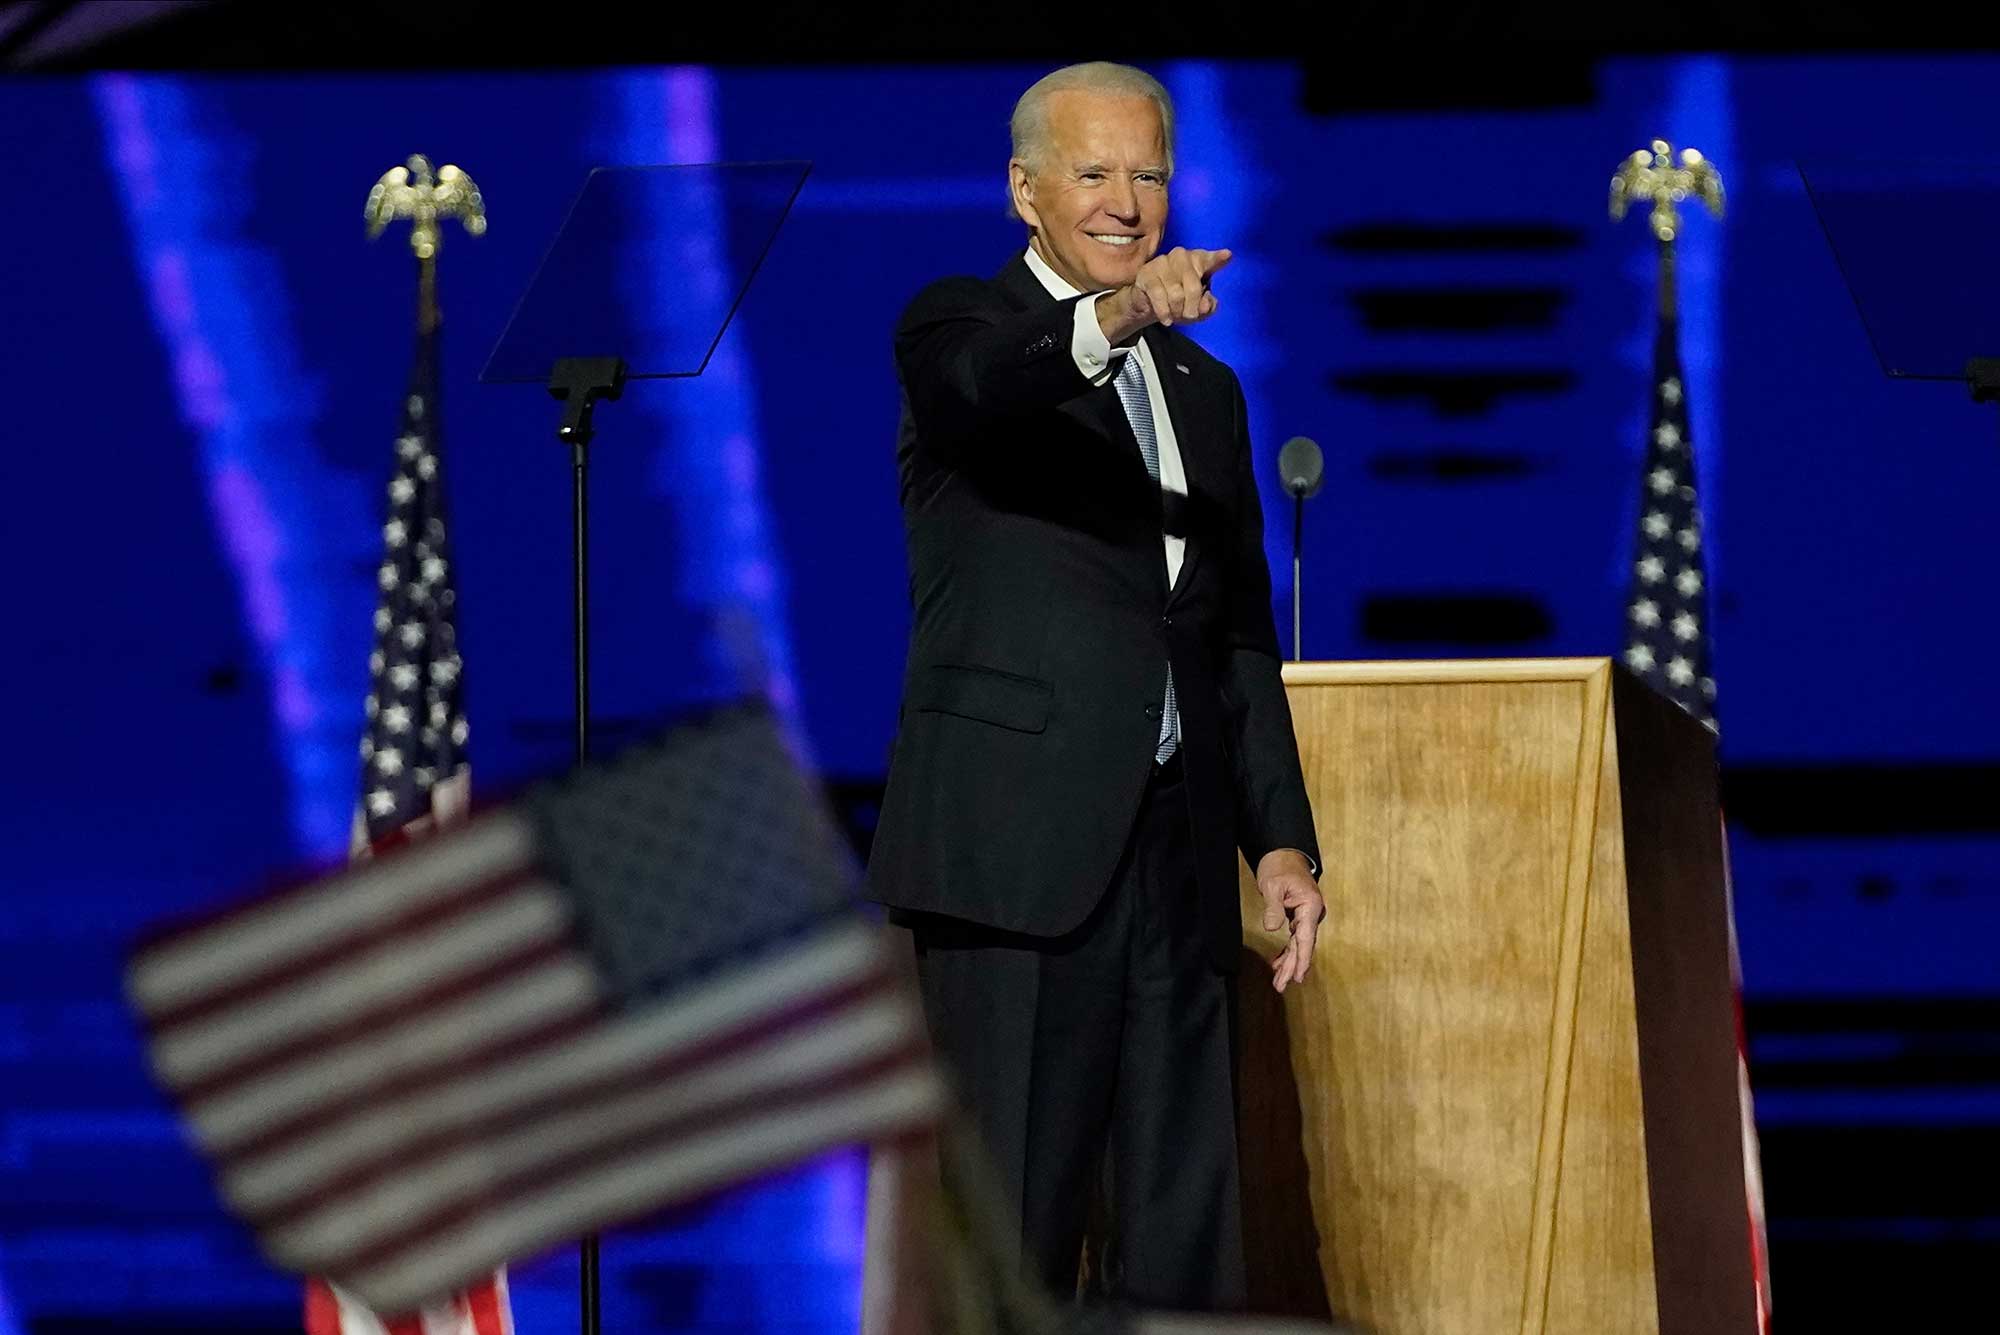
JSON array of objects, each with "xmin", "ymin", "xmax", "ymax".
[
  {"xmin": 1238, "ymin": 661, "xmax": 1662, "ymax": 1334},
  {"xmin": 1540, "ymin": 712, "xmax": 1658, "ymax": 1334}
]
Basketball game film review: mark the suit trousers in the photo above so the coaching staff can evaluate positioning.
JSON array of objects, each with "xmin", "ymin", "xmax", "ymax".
[{"xmin": 906, "ymin": 755, "xmax": 1246, "ymax": 1311}]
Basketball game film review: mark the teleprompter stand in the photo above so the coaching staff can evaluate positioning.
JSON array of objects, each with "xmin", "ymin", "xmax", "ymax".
[{"xmin": 481, "ymin": 160, "xmax": 810, "ymax": 1335}]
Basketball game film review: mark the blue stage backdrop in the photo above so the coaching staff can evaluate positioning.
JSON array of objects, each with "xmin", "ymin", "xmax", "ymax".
[{"xmin": 2, "ymin": 54, "xmax": 1996, "ymax": 1332}]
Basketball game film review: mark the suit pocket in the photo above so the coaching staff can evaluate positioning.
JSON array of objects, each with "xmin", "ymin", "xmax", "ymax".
[{"xmin": 911, "ymin": 663, "xmax": 1052, "ymax": 734}]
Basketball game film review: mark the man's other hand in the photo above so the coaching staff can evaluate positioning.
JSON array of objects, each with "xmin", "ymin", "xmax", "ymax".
[{"xmin": 1255, "ymin": 847, "xmax": 1324, "ymax": 994}]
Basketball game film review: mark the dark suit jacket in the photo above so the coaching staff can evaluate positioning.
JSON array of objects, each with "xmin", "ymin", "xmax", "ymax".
[{"xmin": 864, "ymin": 254, "xmax": 1319, "ymax": 971}]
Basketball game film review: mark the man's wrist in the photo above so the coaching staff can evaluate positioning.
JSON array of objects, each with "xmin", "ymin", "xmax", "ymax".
[
  {"xmin": 1258, "ymin": 847, "xmax": 1316, "ymax": 880},
  {"xmin": 1094, "ymin": 288, "xmax": 1149, "ymax": 346}
]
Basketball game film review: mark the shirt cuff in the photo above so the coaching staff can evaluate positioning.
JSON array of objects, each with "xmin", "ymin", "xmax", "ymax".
[{"xmin": 1069, "ymin": 293, "xmax": 1118, "ymax": 384}]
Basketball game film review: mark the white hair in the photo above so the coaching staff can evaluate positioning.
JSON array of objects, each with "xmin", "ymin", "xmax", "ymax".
[{"xmin": 1007, "ymin": 61, "xmax": 1176, "ymax": 219}]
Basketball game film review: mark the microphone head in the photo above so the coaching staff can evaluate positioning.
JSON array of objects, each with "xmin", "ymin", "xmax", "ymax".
[{"xmin": 1278, "ymin": 436, "xmax": 1325, "ymax": 499}]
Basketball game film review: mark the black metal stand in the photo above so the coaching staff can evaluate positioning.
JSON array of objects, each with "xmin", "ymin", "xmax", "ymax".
[
  {"xmin": 544, "ymin": 354, "xmax": 626, "ymax": 1335},
  {"xmin": 1291, "ymin": 491, "xmax": 1305, "ymax": 663}
]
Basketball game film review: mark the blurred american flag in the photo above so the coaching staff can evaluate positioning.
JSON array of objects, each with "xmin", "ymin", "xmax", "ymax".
[{"xmin": 130, "ymin": 704, "xmax": 941, "ymax": 1315}]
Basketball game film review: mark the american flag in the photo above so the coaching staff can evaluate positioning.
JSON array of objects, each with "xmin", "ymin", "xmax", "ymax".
[
  {"xmin": 128, "ymin": 703, "xmax": 942, "ymax": 1315},
  {"xmin": 304, "ymin": 316, "xmax": 503, "ymax": 1335},
  {"xmin": 1622, "ymin": 312, "xmax": 1717, "ymax": 730},
  {"xmin": 1619, "ymin": 304, "xmax": 1772, "ymax": 1332},
  {"xmin": 358, "ymin": 328, "xmax": 468, "ymax": 846}
]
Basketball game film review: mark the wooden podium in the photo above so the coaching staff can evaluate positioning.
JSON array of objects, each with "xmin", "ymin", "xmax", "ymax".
[{"xmin": 1235, "ymin": 659, "xmax": 1759, "ymax": 1335}]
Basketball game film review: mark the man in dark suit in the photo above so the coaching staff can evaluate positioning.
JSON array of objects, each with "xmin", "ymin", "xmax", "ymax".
[{"xmin": 865, "ymin": 60, "xmax": 1324, "ymax": 1312}]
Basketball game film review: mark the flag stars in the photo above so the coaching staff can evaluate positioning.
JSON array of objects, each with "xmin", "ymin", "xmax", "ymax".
[
  {"xmin": 1701, "ymin": 676, "xmax": 1718, "ymax": 699},
  {"xmin": 1629, "ymin": 367, "xmax": 1712, "ymax": 722},
  {"xmin": 451, "ymin": 718, "xmax": 469, "ymax": 746},
  {"xmin": 366, "ymin": 391, "xmax": 463, "ymax": 833}
]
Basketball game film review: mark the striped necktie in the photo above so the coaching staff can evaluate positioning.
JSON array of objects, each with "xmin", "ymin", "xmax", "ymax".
[{"xmin": 1112, "ymin": 352, "xmax": 1180, "ymax": 765}]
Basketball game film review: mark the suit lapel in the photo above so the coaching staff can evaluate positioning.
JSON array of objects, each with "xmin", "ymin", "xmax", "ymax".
[
  {"xmin": 1058, "ymin": 380, "xmax": 1147, "ymax": 471},
  {"xmin": 993, "ymin": 253, "xmax": 1050, "ymax": 311}
]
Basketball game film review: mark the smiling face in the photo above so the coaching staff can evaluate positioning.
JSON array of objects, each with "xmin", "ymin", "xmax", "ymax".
[{"xmin": 1009, "ymin": 89, "xmax": 1168, "ymax": 293}]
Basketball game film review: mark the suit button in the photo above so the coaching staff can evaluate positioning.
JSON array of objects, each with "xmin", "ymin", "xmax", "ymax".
[
  {"xmin": 1144, "ymin": 703, "xmax": 1162, "ymax": 719},
  {"xmin": 1161, "ymin": 616, "xmax": 1173, "ymax": 629}
]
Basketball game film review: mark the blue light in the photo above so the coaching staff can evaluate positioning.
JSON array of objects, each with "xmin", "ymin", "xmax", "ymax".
[
  {"xmin": 1662, "ymin": 56, "xmax": 1733, "ymax": 597},
  {"xmin": 93, "ymin": 75, "xmax": 370, "ymax": 862},
  {"xmin": 591, "ymin": 67, "xmax": 807, "ymax": 733},
  {"xmin": 1161, "ymin": 62, "xmax": 1285, "ymax": 605}
]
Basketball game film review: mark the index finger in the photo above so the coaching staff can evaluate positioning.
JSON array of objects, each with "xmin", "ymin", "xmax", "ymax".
[
  {"xmin": 1194, "ymin": 248, "xmax": 1234, "ymax": 278},
  {"xmin": 1291, "ymin": 909, "xmax": 1318, "ymax": 980}
]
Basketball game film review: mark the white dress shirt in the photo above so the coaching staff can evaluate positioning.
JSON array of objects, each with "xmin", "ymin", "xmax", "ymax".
[{"xmin": 1022, "ymin": 246, "xmax": 1188, "ymax": 591}]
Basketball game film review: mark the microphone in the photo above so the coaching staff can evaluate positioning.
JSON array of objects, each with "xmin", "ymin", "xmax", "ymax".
[
  {"xmin": 1279, "ymin": 435, "xmax": 1325, "ymax": 499},
  {"xmin": 1277, "ymin": 437, "xmax": 1325, "ymax": 662}
]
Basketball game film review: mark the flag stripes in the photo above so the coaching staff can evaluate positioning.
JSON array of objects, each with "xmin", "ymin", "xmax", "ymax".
[{"xmin": 132, "ymin": 842, "xmax": 939, "ymax": 1314}]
